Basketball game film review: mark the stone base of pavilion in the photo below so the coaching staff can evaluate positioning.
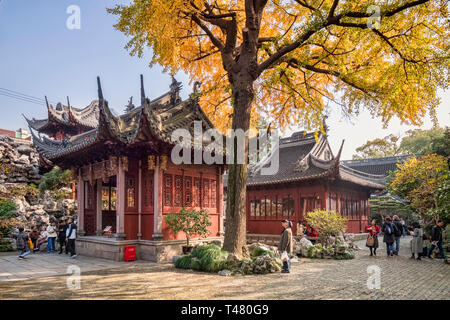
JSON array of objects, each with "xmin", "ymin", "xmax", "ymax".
[{"xmin": 76, "ymin": 236, "xmax": 224, "ymax": 262}]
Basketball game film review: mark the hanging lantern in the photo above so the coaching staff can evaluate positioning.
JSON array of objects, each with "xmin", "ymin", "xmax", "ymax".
[
  {"xmin": 160, "ymin": 155, "xmax": 168, "ymax": 171},
  {"xmin": 148, "ymin": 155, "xmax": 156, "ymax": 170},
  {"xmin": 121, "ymin": 156, "xmax": 129, "ymax": 172}
]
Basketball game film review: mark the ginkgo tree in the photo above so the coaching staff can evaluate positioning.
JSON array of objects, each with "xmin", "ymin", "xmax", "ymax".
[{"xmin": 108, "ymin": 0, "xmax": 449, "ymax": 256}]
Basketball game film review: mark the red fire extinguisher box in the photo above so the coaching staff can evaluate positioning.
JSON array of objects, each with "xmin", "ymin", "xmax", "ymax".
[{"xmin": 124, "ymin": 245, "xmax": 136, "ymax": 262}]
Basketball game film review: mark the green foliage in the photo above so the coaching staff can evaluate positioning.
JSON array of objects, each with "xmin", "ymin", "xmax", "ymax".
[
  {"xmin": 428, "ymin": 172, "xmax": 450, "ymax": 223},
  {"xmin": 174, "ymin": 255, "xmax": 192, "ymax": 269},
  {"xmin": 369, "ymin": 194, "xmax": 418, "ymax": 225},
  {"xmin": 400, "ymin": 128, "xmax": 448, "ymax": 157},
  {"xmin": 164, "ymin": 207, "xmax": 212, "ymax": 246},
  {"xmin": 38, "ymin": 166, "xmax": 73, "ymax": 197},
  {"xmin": 175, "ymin": 244, "xmax": 229, "ymax": 273},
  {"xmin": 353, "ymin": 134, "xmax": 401, "ymax": 159},
  {"xmin": 252, "ymin": 246, "xmax": 274, "ymax": 258},
  {"xmin": 388, "ymin": 154, "xmax": 449, "ymax": 224},
  {"xmin": 0, "ymin": 200, "xmax": 17, "ymax": 239},
  {"xmin": 0, "ymin": 201, "xmax": 16, "ymax": 218},
  {"xmin": 305, "ymin": 209, "xmax": 347, "ymax": 245}
]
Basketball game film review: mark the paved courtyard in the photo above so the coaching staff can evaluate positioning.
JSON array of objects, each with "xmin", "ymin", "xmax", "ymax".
[{"xmin": 0, "ymin": 236, "xmax": 449, "ymax": 300}]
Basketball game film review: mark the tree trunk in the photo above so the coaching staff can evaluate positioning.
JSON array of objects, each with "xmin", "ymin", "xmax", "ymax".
[{"xmin": 222, "ymin": 72, "xmax": 254, "ymax": 257}]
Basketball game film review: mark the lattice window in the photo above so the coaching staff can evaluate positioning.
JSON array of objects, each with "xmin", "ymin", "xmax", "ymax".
[
  {"xmin": 210, "ymin": 180, "xmax": 216, "ymax": 208},
  {"xmin": 193, "ymin": 178, "xmax": 201, "ymax": 207},
  {"xmin": 126, "ymin": 175, "xmax": 136, "ymax": 208},
  {"xmin": 164, "ymin": 174, "xmax": 173, "ymax": 206},
  {"xmin": 203, "ymin": 179, "xmax": 209, "ymax": 207},
  {"xmin": 142, "ymin": 170, "xmax": 154, "ymax": 208},
  {"xmin": 184, "ymin": 176, "xmax": 192, "ymax": 207},
  {"xmin": 174, "ymin": 175, "xmax": 183, "ymax": 206},
  {"xmin": 84, "ymin": 182, "xmax": 94, "ymax": 210}
]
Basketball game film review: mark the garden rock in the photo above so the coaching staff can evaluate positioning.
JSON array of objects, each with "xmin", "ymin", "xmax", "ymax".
[
  {"xmin": 218, "ymin": 269, "xmax": 232, "ymax": 276},
  {"xmin": 297, "ymin": 237, "xmax": 313, "ymax": 257}
]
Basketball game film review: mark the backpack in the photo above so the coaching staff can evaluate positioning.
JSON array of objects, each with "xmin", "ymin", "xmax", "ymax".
[{"xmin": 385, "ymin": 223, "xmax": 393, "ymax": 235}]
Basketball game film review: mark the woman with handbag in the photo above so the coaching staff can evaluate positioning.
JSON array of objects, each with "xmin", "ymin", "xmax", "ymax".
[{"xmin": 366, "ymin": 219, "xmax": 380, "ymax": 256}]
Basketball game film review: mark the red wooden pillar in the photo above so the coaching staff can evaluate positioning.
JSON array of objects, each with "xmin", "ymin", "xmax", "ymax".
[
  {"xmin": 77, "ymin": 170, "xmax": 85, "ymax": 236},
  {"xmin": 137, "ymin": 160, "xmax": 142, "ymax": 240},
  {"xmin": 217, "ymin": 167, "xmax": 224, "ymax": 236},
  {"xmin": 115, "ymin": 157, "xmax": 126, "ymax": 239},
  {"xmin": 95, "ymin": 178, "xmax": 102, "ymax": 235},
  {"xmin": 153, "ymin": 157, "xmax": 163, "ymax": 240}
]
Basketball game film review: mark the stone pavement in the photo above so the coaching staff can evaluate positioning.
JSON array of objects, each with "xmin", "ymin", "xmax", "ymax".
[
  {"xmin": 0, "ymin": 251, "xmax": 129, "ymax": 282},
  {"xmin": 0, "ymin": 236, "xmax": 449, "ymax": 299}
]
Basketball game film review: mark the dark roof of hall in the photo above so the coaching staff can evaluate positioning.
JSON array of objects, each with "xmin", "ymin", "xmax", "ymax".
[
  {"xmin": 244, "ymin": 131, "xmax": 386, "ymax": 189},
  {"xmin": 246, "ymin": 132, "xmax": 325, "ymax": 185},
  {"xmin": 340, "ymin": 155, "xmax": 411, "ymax": 176}
]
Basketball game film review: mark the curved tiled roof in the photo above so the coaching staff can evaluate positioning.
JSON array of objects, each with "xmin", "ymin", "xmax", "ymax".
[
  {"xmin": 341, "ymin": 155, "xmax": 411, "ymax": 176},
  {"xmin": 24, "ymin": 101, "xmax": 99, "ymax": 134},
  {"xmin": 28, "ymin": 76, "xmax": 223, "ymax": 165},
  {"xmin": 245, "ymin": 131, "xmax": 385, "ymax": 190}
]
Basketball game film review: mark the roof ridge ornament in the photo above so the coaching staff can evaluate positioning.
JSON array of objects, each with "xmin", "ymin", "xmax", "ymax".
[
  {"xmin": 170, "ymin": 76, "xmax": 182, "ymax": 105},
  {"xmin": 97, "ymin": 76, "xmax": 104, "ymax": 101},
  {"xmin": 140, "ymin": 74, "xmax": 146, "ymax": 107},
  {"xmin": 45, "ymin": 96, "xmax": 50, "ymax": 109},
  {"xmin": 124, "ymin": 96, "xmax": 135, "ymax": 113}
]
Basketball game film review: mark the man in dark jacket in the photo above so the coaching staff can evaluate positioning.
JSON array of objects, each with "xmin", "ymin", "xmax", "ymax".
[
  {"xmin": 392, "ymin": 215, "xmax": 403, "ymax": 255},
  {"xmin": 58, "ymin": 219, "xmax": 68, "ymax": 254},
  {"xmin": 427, "ymin": 220, "xmax": 445, "ymax": 259},
  {"xmin": 15, "ymin": 227, "xmax": 30, "ymax": 259},
  {"xmin": 382, "ymin": 217, "xmax": 398, "ymax": 257},
  {"xmin": 278, "ymin": 220, "xmax": 293, "ymax": 273},
  {"xmin": 66, "ymin": 218, "xmax": 77, "ymax": 258}
]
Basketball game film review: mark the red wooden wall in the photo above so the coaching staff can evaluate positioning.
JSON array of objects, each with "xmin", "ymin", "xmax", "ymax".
[{"xmin": 246, "ymin": 180, "xmax": 371, "ymax": 235}]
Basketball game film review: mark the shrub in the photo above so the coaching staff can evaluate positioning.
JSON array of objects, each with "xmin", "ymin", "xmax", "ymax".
[
  {"xmin": 252, "ymin": 246, "xmax": 275, "ymax": 258},
  {"xmin": 164, "ymin": 207, "xmax": 212, "ymax": 247},
  {"xmin": 0, "ymin": 200, "xmax": 17, "ymax": 239},
  {"xmin": 39, "ymin": 166, "xmax": 73, "ymax": 197},
  {"xmin": 175, "ymin": 244, "xmax": 229, "ymax": 273},
  {"xmin": 306, "ymin": 209, "xmax": 347, "ymax": 245},
  {"xmin": 174, "ymin": 255, "xmax": 192, "ymax": 269}
]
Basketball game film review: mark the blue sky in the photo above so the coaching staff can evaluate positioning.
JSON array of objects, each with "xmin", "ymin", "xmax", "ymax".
[{"xmin": 0, "ymin": 0, "xmax": 448, "ymax": 159}]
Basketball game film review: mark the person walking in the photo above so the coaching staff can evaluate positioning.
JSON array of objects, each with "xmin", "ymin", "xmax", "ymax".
[
  {"xmin": 366, "ymin": 219, "xmax": 380, "ymax": 256},
  {"xmin": 16, "ymin": 227, "xmax": 31, "ymax": 259},
  {"xmin": 278, "ymin": 219, "xmax": 293, "ymax": 273},
  {"xmin": 409, "ymin": 222, "xmax": 423, "ymax": 260},
  {"xmin": 46, "ymin": 221, "xmax": 57, "ymax": 253},
  {"xmin": 58, "ymin": 219, "xmax": 68, "ymax": 254},
  {"xmin": 66, "ymin": 218, "xmax": 77, "ymax": 258},
  {"xmin": 381, "ymin": 217, "xmax": 397, "ymax": 257},
  {"xmin": 427, "ymin": 219, "xmax": 445, "ymax": 259},
  {"xmin": 392, "ymin": 215, "xmax": 403, "ymax": 255},
  {"xmin": 400, "ymin": 218, "xmax": 406, "ymax": 237}
]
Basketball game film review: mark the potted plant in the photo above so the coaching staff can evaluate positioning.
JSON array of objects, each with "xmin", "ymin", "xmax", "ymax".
[{"xmin": 164, "ymin": 207, "xmax": 212, "ymax": 254}]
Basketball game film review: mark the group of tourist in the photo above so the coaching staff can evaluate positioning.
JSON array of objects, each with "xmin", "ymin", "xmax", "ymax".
[
  {"xmin": 15, "ymin": 217, "xmax": 78, "ymax": 259},
  {"xmin": 366, "ymin": 216, "xmax": 446, "ymax": 260}
]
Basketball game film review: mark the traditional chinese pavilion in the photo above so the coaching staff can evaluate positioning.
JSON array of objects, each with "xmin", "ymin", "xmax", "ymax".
[
  {"xmin": 245, "ymin": 130, "xmax": 386, "ymax": 235},
  {"xmin": 26, "ymin": 76, "xmax": 225, "ymax": 261}
]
